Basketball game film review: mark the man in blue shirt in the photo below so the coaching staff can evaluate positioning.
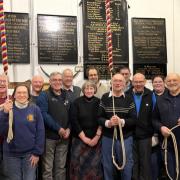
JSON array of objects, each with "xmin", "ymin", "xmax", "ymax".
[{"xmin": 126, "ymin": 73, "xmax": 154, "ymax": 180}]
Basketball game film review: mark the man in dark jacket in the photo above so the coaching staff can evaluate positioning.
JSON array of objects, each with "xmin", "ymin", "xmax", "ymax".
[
  {"xmin": 119, "ymin": 66, "xmax": 132, "ymax": 92},
  {"xmin": 62, "ymin": 68, "xmax": 81, "ymax": 103},
  {"xmin": 152, "ymin": 73, "xmax": 180, "ymax": 180},
  {"xmin": 37, "ymin": 72, "xmax": 70, "ymax": 180},
  {"xmin": 126, "ymin": 73, "xmax": 154, "ymax": 180}
]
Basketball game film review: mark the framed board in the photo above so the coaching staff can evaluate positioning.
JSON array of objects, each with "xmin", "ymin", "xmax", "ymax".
[
  {"xmin": 0, "ymin": 12, "xmax": 30, "ymax": 63},
  {"xmin": 37, "ymin": 14, "xmax": 77, "ymax": 64},
  {"xmin": 83, "ymin": 0, "xmax": 129, "ymax": 79},
  {"xmin": 84, "ymin": 63, "xmax": 128, "ymax": 79},
  {"xmin": 133, "ymin": 63, "xmax": 167, "ymax": 80},
  {"xmin": 132, "ymin": 18, "xmax": 167, "ymax": 64}
]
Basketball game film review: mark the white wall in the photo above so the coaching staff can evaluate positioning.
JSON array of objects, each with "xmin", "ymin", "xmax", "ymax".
[{"xmin": 1, "ymin": 0, "xmax": 180, "ymax": 85}]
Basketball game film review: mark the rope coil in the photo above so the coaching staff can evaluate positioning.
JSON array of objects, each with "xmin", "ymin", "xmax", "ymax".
[{"xmin": 162, "ymin": 125, "xmax": 179, "ymax": 180}]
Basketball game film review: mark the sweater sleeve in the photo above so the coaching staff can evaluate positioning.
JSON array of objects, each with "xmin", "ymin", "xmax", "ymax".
[
  {"xmin": 0, "ymin": 110, "xmax": 9, "ymax": 135},
  {"xmin": 98, "ymin": 96, "xmax": 108, "ymax": 127},
  {"xmin": 152, "ymin": 103, "xmax": 163, "ymax": 132},
  {"xmin": 70, "ymin": 100, "xmax": 82, "ymax": 135},
  {"xmin": 124, "ymin": 101, "xmax": 137, "ymax": 127},
  {"xmin": 32, "ymin": 106, "xmax": 45, "ymax": 156},
  {"xmin": 37, "ymin": 92, "xmax": 61, "ymax": 132}
]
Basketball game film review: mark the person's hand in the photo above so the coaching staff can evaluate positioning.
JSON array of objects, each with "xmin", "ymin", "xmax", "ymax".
[
  {"xmin": 117, "ymin": 117, "xmax": 125, "ymax": 127},
  {"xmin": 88, "ymin": 135, "xmax": 99, "ymax": 147},
  {"xmin": 82, "ymin": 136, "xmax": 91, "ymax": 145},
  {"xmin": 160, "ymin": 126, "xmax": 171, "ymax": 137},
  {"xmin": 177, "ymin": 118, "xmax": 180, "ymax": 126},
  {"xmin": 96, "ymin": 127, "xmax": 102, "ymax": 135},
  {"xmin": 30, "ymin": 155, "xmax": 39, "ymax": 168},
  {"xmin": 3, "ymin": 100, "xmax": 13, "ymax": 113},
  {"xmin": 58, "ymin": 128, "xmax": 66, "ymax": 138},
  {"xmin": 79, "ymin": 131, "xmax": 91, "ymax": 145},
  {"xmin": 63, "ymin": 128, "xmax": 70, "ymax": 139},
  {"xmin": 110, "ymin": 115, "xmax": 120, "ymax": 126}
]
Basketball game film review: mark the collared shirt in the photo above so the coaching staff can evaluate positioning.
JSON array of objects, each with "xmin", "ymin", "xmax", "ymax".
[
  {"xmin": 63, "ymin": 85, "xmax": 74, "ymax": 92},
  {"xmin": 108, "ymin": 91, "xmax": 125, "ymax": 98}
]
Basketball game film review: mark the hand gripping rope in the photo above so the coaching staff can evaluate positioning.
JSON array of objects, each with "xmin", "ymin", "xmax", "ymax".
[
  {"xmin": 0, "ymin": 0, "xmax": 13, "ymax": 143},
  {"xmin": 162, "ymin": 125, "xmax": 180, "ymax": 180}
]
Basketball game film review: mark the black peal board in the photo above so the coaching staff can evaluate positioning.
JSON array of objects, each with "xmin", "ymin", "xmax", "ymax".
[
  {"xmin": 133, "ymin": 64, "xmax": 167, "ymax": 80},
  {"xmin": 37, "ymin": 14, "xmax": 77, "ymax": 64},
  {"xmin": 0, "ymin": 12, "xmax": 29, "ymax": 64},
  {"xmin": 83, "ymin": 0, "xmax": 129, "ymax": 66},
  {"xmin": 84, "ymin": 63, "xmax": 128, "ymax": 79},
  {"xmin": 132, "ymin": 18, "xmax": 167, "ymax": 64}
]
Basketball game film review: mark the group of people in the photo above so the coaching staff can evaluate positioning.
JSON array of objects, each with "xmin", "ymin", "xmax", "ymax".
[{"xmin": 0, "ymin": 66, "xmax": 179, "ymax": 180}]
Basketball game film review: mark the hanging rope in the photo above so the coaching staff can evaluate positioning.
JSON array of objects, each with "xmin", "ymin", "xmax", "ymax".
[
  {"xmin": 0, "ymin": 0, "xmax": 13, "ymax": 143},
  {"xmin": 162, "ymin": 125, "xmax": 180, "ymax": 180},
  {"xmin": 105, "ymin": 0, "xmax": 126, "ymax": 170}
]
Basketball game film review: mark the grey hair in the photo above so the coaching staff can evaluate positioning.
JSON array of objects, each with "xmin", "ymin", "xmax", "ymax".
[
  {"xmin": 49, "ymin": 72, "xmax": 62, "ymax": 80},
  {"xmin": 81, "ymin": 81, "xmax": 97, "ymax": 94}
]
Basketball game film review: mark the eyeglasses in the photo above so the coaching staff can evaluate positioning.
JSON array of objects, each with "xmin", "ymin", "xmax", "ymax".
[
  {"xmin": 121, "ymin": 73, "xmax": 129, "ymax": 75},
  {"xmin": 133, "ymin": 81, "xmax": 144, "ymax": 84},
  {"xmin": 0, "ymin": 80, "xmax": 6, "ymax": 84},
  {"xmin": 112, "ymin": 80, "xmax": 124, "ymax": 83},
  {"xmin": 51, "ymin": 79, "xmax": 62, "ymax": 82}
]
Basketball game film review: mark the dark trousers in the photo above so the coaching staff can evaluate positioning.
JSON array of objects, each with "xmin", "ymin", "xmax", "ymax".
[
  {"xmin": 0, "ymin": 160, "xmax": 7, "ymax": 180},
  {"xmin": 132, "ymin": 138, "xmax": 152, "ymax": 180},
  {"xmin": 151, "ymin": 145, "xmax": 163, "ymax": 180},
  {"xmin": 164, "ymin": 149, "xmax": 180, "ymax": 180},
  {"xmin": 0, "ymin": 151, "xmax": 8, "ymax": 180}
]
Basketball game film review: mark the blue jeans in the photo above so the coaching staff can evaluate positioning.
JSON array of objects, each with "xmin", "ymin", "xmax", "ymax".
[
  {"xmin": 3, "ymin": 154, "xmax": 36, "ymax": 180},
  {"xmin": 102, "ymin": 136, "xmax": 133, "ymax": 180}
]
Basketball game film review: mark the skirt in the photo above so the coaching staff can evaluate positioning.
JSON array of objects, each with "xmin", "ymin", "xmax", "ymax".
[{"xmin": 70, "ymin": 137, "xmax": 103, "ymax": 180}]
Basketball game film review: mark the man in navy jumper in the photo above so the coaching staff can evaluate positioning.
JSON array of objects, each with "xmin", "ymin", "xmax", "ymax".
[
  {"xmin": 153, "ymin": 73, "xmax": 180, "ymax": 180},
  {"xmin": 37, "ymin": 72, "xmax": 70, "ymax": 180}
]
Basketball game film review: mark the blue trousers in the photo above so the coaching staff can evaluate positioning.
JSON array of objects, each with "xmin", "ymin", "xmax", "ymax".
[
  {"xmin": 3, "ymin": 154, "xmax": 36, "ymax": 180},
  {"xmin": 151, "ymin": 145, "xmax": 163, "ymax": 180},
  {"xmin": 102, "ymin": 136, "xmax": 133, "ymax": 180}
]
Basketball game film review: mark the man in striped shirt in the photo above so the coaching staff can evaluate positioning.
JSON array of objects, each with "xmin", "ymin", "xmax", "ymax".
[{"xmin": 98, "ymin": 73, "xmax": 136, "ymax": 180}]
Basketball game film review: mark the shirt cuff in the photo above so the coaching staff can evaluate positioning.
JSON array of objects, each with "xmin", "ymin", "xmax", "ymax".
[
  {"xmin": 121, "ymin": 119, "xmax": 125, "ymax": 127},
  {"xmin": 119, "ymin": 118, "xmax": 125, "ymax": 127},
  {"xmin": 105, "ymin": 120, "xmax": 110, "ymax": 128}
]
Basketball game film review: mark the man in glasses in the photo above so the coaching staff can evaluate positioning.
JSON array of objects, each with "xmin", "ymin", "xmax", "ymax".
[
  {"xmin": 126, "ymin": 73, "xmax": 154, "ymax": 180},
  {"xmin": 37, "ymin": 72, "xmax": 70, "ymax": 180}
]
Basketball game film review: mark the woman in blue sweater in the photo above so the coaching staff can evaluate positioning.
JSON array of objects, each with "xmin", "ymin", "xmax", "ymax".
[{"xmin": 0, "ymin": 84, "xmax": 45, "ymax": 180}]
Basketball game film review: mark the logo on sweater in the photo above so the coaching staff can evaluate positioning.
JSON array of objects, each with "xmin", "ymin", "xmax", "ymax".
[
  {"xmin": 27, "ymin": 114, "xmax": 34, "ymax": 122},
  {"xmin": 64, "ymin": 100, "xmax": 69, "ymax": 106}
]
